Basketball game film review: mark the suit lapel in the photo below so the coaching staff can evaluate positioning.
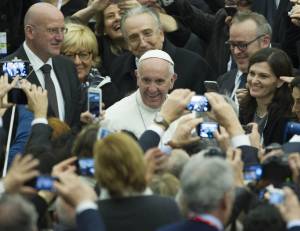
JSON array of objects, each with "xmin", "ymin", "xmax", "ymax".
[{"xmin": 52, "ymin": 57, "xmax": 72, "ymax": 123}]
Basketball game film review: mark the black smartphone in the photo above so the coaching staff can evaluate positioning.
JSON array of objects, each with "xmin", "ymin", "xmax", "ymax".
[
  {"xmin": 187, "ymin": 95, "xmax": 211, "ymax": 112},
  {"xmin": 7, "ymin": 88, "xmax": 28, "ymax": 104},
  {"xmin": 87, "ymin": 87, "xmax": 102, "ymax": 117},
  {"xmin": 225, "ymin": 6, "xmax": 238, "ymax": 17},
  {"xmin": 204, "ymin": 81, "xmax": 219, "ymax": 93},
  {"xmin": 0, "ymin": 61, "xmax": 30, "ymax": 79},
  {"xmin": 243, "ymin": 164, "xmax": 262, "ymax": 182},
  {"xmin": 35, "ymin": 175, "xmax": 58, "ymax": 191},
  {"xmin": 76, "ymin": 158, "xmax": 95, "ymax": 176},
  {"xmin": 197, "ymin": 122, "xmax": 219, "ymax": 138}
]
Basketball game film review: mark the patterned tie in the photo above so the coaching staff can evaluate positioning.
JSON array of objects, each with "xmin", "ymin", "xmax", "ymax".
[
  {"xmin": 40, "ymin": 64, "xmax": 59, "ymax": 117},
  {"xmin": 238, "ymin": 73, "xmax": 247, "ymax": 89}
]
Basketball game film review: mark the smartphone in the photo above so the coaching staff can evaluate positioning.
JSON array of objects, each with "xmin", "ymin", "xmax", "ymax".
[
  {"xmin": 0, "ymin": 61, "xmax": 30, "ymax": 78},
  {"xmin": 76, "ymin": 158, "xmax": 95, "ymax": 176},
  {"xmin": 243, "ymin": 164, "xmax": 262, "ymax": 182},
  {"xmin": 97, "ymin": 127, "xmax": 112, "ymax": 140},
  {"xmin": 197, "ymin": 122, "xmax": 219, "ymax": 138},
  {"xmin": 7, "ymin": 88, "xmax": 28, "ymax": 104},
  {"xmin": 87, "ymin": 88, "xmax": 102, "ymax": 117},
  {"xmin": 35, "ymin": 175, "xmax": 57, "ymax": 191},
  {"xmin": 268, "ymin": 188, "xmax": 285, "ymax": 205},
  {"xmin": 204, "ymin": 81, "xmax": 219, "ymax": 93},
  {"xmin": 187, "ymin": 95, "xmax": 211, "ymax": 112},
  {"xmin": 225, "ymin": 6, "xmax": 238, "ymax": 17}
]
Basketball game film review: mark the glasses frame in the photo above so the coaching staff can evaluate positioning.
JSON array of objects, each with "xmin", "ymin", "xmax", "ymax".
[
  {"xmin": 63, "ymin": 52, "xmax": 92, "ymax": 61},
  {"xmin": 225, "ymin": 34, "xmax": 266, "ymax": 51}
]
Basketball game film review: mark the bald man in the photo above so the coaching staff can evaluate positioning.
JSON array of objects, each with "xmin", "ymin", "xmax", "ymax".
[{"xmin": 2, "ymin": 2, "xmax": 81, "ymax": 130}]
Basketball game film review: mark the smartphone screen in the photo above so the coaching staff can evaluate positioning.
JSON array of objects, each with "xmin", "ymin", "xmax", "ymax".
[
  {"xmin": 0, "ymin": 61, "xmax": 30, "ymax": 78},
  {"xmin": 77, "ymin": 158, "xmax": 95, "ymax": 176},
  {"xmin": 269, "ymin": 189, "xmax": 285, "ymax": 205},
  {"xmin": 88, "ymin": 88, "xmax": 102, "ymax": 117},
  {"xmin": 243, "ymin": 164, "xmax": 262, "ymax": 181},
  {"xmin": 35, "ymin": 175, "xmax": 57, "ymax": 191},
  {"xmin": 197, "ymin": 122, "xmax": 219, "ymax": 138},
  {"xmin": 187, "ymin": 95, "xmax": 211, "ymax": 112}
]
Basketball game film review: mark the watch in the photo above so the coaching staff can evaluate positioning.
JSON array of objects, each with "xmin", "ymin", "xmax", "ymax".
[{"xmin": 154, "ymin": 113, "xmax": 170, "ymax": 129}]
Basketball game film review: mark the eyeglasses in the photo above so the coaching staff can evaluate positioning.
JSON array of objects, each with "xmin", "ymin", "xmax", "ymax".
[
  {"xmin": 225, "ymin": 34, "xmax": 265, "ymax": 51},
  {"xmin": 46, "ymin": 27, "xmax": 68, "ymax": 35},
  {"xmin": 63, "ymin": 52, "xmax": 91, "ymax": 61}
]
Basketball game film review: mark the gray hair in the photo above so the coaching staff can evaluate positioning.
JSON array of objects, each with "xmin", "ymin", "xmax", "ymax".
[
  {"xmin": 231, "ymin": 11, "xmax": 272, "ymax": 38},
  {"xmin": 120, "ymin": 6, "xmax": 162, "ymax": 39},
  {"xmin": 179, "ymin": 155, "xmax": 234, "ymax": 214},
  {"xmin": 0, "ymin": 194, "xmax": 38, "ymax": 231}
]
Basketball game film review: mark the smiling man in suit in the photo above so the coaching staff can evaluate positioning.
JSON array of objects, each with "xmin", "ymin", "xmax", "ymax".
[{"xmin": 3, "ymin": 2, "xmax": 81, "ymax": 130}]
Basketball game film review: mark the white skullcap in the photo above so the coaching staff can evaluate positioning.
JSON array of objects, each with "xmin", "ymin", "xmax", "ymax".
[{"xmin": 138, "ymin": 49, "xmax": 174, "ymax": 66}]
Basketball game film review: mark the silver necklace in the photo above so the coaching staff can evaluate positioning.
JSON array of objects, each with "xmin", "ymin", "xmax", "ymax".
[{"xmin": 135, "ymin": 93, "xmax": 147, "ymax": 130}]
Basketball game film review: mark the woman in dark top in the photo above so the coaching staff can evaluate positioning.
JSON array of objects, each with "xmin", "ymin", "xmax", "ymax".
[
  {"xmin": 239, "ymin": 47, "xmax": 293, "ymax": 146},
  {"xmin": 61, "ymin": 23, "xmax": 121, "ymax": 114}
]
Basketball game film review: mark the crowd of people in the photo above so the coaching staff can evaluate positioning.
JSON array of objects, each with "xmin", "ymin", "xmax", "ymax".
[{"xmin": 1, "ymin": 0, "xmax": 300, "ymax": 231}]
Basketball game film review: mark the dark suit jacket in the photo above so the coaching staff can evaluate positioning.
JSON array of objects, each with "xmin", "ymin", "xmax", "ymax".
[
  {"xmin": 139, "ymin": 130, "xmax": 161, "ymax": 152},
  {"xmin": 97, "ymin": 195, "xmax": 182, "ymax": 231},
  {"xmin": 3, "ymin": 45, "xmax": 81, "ymax": 131},
  {"xmin": 157, "ymin": 220, "xmax": 219, "ymax": 231},
  {"xmin": 76, "ymin": 209, "xmax": 106, "ymax": 231},
  {"xmin": 109, "ymin": 40, "xmax": 216, "ymax": 97},
  {"xmin": 217, "ymin": 69, "xmax": 238, "ymax": 96}
]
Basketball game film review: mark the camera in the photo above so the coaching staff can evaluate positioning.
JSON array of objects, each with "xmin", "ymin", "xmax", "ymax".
[
  {"xmin": 76, "ymin": 158, "xmax": 95, "ymax": 176},
  {"xmin": 204, "ymin": 81, "xmax": 219, "ymax": 93},
  {"xmin": 197, "ymin": 122, "xmax": 219, "ymax": 138},
  {"xmin": 0, "ymin": 60, "xmax": 30, "ymax": 78},
  {"xmin": 34, "ymin": 175, "xmax": 57, "ymax": 191},
  {"xmin": 88, "ymin": 87, "xmax": 102, "ymax": 117},
  {"xmin": 266, "ymin": 186, "xmax": 285, "ymax": 205},
  {"xmin": 243, "ymin": 164, "xmax": 262, "ymax": 182},
  {"xmin": 187, "ymin": 95, "xmax": 211, "ymax": 112}
]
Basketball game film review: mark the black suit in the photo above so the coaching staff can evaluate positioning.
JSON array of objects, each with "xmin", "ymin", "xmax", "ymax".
[
  {"xmin": 157, "ymin": 220, "xmax": 219, "ymax": 231},
  {"xmin": 217, "ymin": 69, "xmax": 238, "ymax": 96},
  {"xmin": 76, "ymin": 209, "xmax": 106, "ymax": 231},
  {"xmin": 97, "ymin": 195, "xmax": 182, "ymax": 231},
  {"xmin": 109, "ymin": 40, "xmax": 216, "ymax": 97},
  {"xmin": 3, "ymin": 45, "xmax": 81, "ymax": 130}
]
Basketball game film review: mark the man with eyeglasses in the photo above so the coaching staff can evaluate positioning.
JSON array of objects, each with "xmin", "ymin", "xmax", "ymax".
[
  {"xmin": 218, "ymin": 11, "xmax": 271, "ymax": 103},
  {"xmin": 2, "ymin": 2, "xmax": 81, "ymax": 131}
]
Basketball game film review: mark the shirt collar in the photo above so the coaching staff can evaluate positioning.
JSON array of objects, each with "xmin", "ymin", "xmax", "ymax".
[
  {"xmin": 198, "ymin": 214, "xmax": 223, "ymax": 231},
  {"xmin": 23, "ymin": 42, "xmax": 53, "ymax": 71}
]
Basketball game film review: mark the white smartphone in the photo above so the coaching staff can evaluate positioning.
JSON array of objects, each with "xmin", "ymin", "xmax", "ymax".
[{"xmin": 87, "ymin": 87, "xmax": 102, "ymax": 117}]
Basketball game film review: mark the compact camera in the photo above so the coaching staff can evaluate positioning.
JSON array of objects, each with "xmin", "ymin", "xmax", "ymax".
[{"xmin": 187, "ymin": 95, "xmax": 211, "ymax": 112}]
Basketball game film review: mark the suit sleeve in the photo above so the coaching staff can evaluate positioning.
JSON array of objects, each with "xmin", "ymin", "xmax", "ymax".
[{"xmin": 76, "ymin": 209, "xmax": 106, "ymax": 231}]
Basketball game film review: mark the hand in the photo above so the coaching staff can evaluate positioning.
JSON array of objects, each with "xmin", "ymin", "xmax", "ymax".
[
  {"xmin": 80, "ymin": 111, "xmax": 95, "ymax": 124},
  {"xmin": 118, "ymin": 0, "xmax": 141, "ymax": 14},
  {"xmin": 3, "ymin": 154, "xmax": 39, "ymax": 194},
  {"xmin": 160, "ymin": 89, "xmax": 195, "ymax": 124},
  {"xmin": 235, "ymin": 88, "xmax": 248, "ymax": 105},
  {"xmin": 52, "ymin": 156, "xmax": 77, "ymax": 177},
  {"xmin": 205, "ymin": 92, "xmax": 244, "ymax": 137},
  {"xmin": 289, "ymin": 4, "xmax": 300, "ymax": 27},
  {"xmin": 54, "ymin": 171, "xmax": 97, "ymax": 207},
  {"xmin": 0, "ymin": 75, "xmax": 18, "ymax": 108},
  {"xmin": 288, "ymin": 153, "xmax": 300, "ymax": 185},
  {"xmin": 89, "ymin": 0, "xmax": 110, "ymax": 12},
  {"xmin": 277, "ymin": 187, "xmax": 300, "ymax": 222},
  {"xmin": 248, "ymin": 123, "xmax": 261, "ymax": 149},
  {"xmin": 144, "ymin": 148, "xmax": 169, "ymax": 182},
  {"xmin": 280, "ymin": 76, "xmax": 295, "ymax": 84},
  {"xmin": 227, "ymin": 148, "xmax": 244, "ymax": 187},
  {"xmin": 214, "ymin": 126, "xmax": 232, "ymax": 152},
  {"xmin": 20, "ymin": 80, "xmax": 48, "ymax": 118},
  {"xmin": 169, "ymin": 113, "xmax": 202, "ymax": 148}
]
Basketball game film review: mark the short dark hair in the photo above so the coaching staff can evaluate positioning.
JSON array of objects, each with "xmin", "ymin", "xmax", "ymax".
[{"xmin": 291, "ymin": 77, "xmax": 300, "ymax": 90}]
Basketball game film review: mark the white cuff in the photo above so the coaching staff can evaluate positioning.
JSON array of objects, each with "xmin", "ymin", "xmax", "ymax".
[
  {"xmin": 231, "ymin": 134, "xmax": 251, "ymax": 148},
  {"xmin": 147, "ymin": 124, "xmax": 165, "ymax": 138},
  {"xmin": 0, "ymin": 117, "xmax": 2, "ymax": 127},
  {"xmin": 287, "ymin": 220, "xmax": 300, "ymax": 229},
  {"xmin": 76, "ymin": 200, "xmax": 98, "ymax": 214},
  {"xmin": 31, "ymin": 118, "xmax": 48, "ymax": 126},
  {"xmin": 0, "ymin": 180, "xmax": 5, "ymax": 196}
]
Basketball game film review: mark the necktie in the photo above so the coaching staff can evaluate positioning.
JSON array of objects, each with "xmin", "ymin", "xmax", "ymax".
[
  {"xmin": 40, "ymin": 64, "xmax": 59, "ymax": 117},
  {"xmin": 238, "ymin": 73, "xmax": 247, "ymax": 89}
]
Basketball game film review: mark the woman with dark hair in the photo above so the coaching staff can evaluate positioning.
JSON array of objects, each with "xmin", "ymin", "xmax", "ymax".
[{"xmin": 239, "ymin": 47, "xmax": 294, "ymax": 146}]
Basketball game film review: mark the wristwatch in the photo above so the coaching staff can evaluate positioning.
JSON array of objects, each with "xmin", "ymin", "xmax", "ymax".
[{"xmin": 154, "ymin": 113, "xmax": 170, "ymax": 129}]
